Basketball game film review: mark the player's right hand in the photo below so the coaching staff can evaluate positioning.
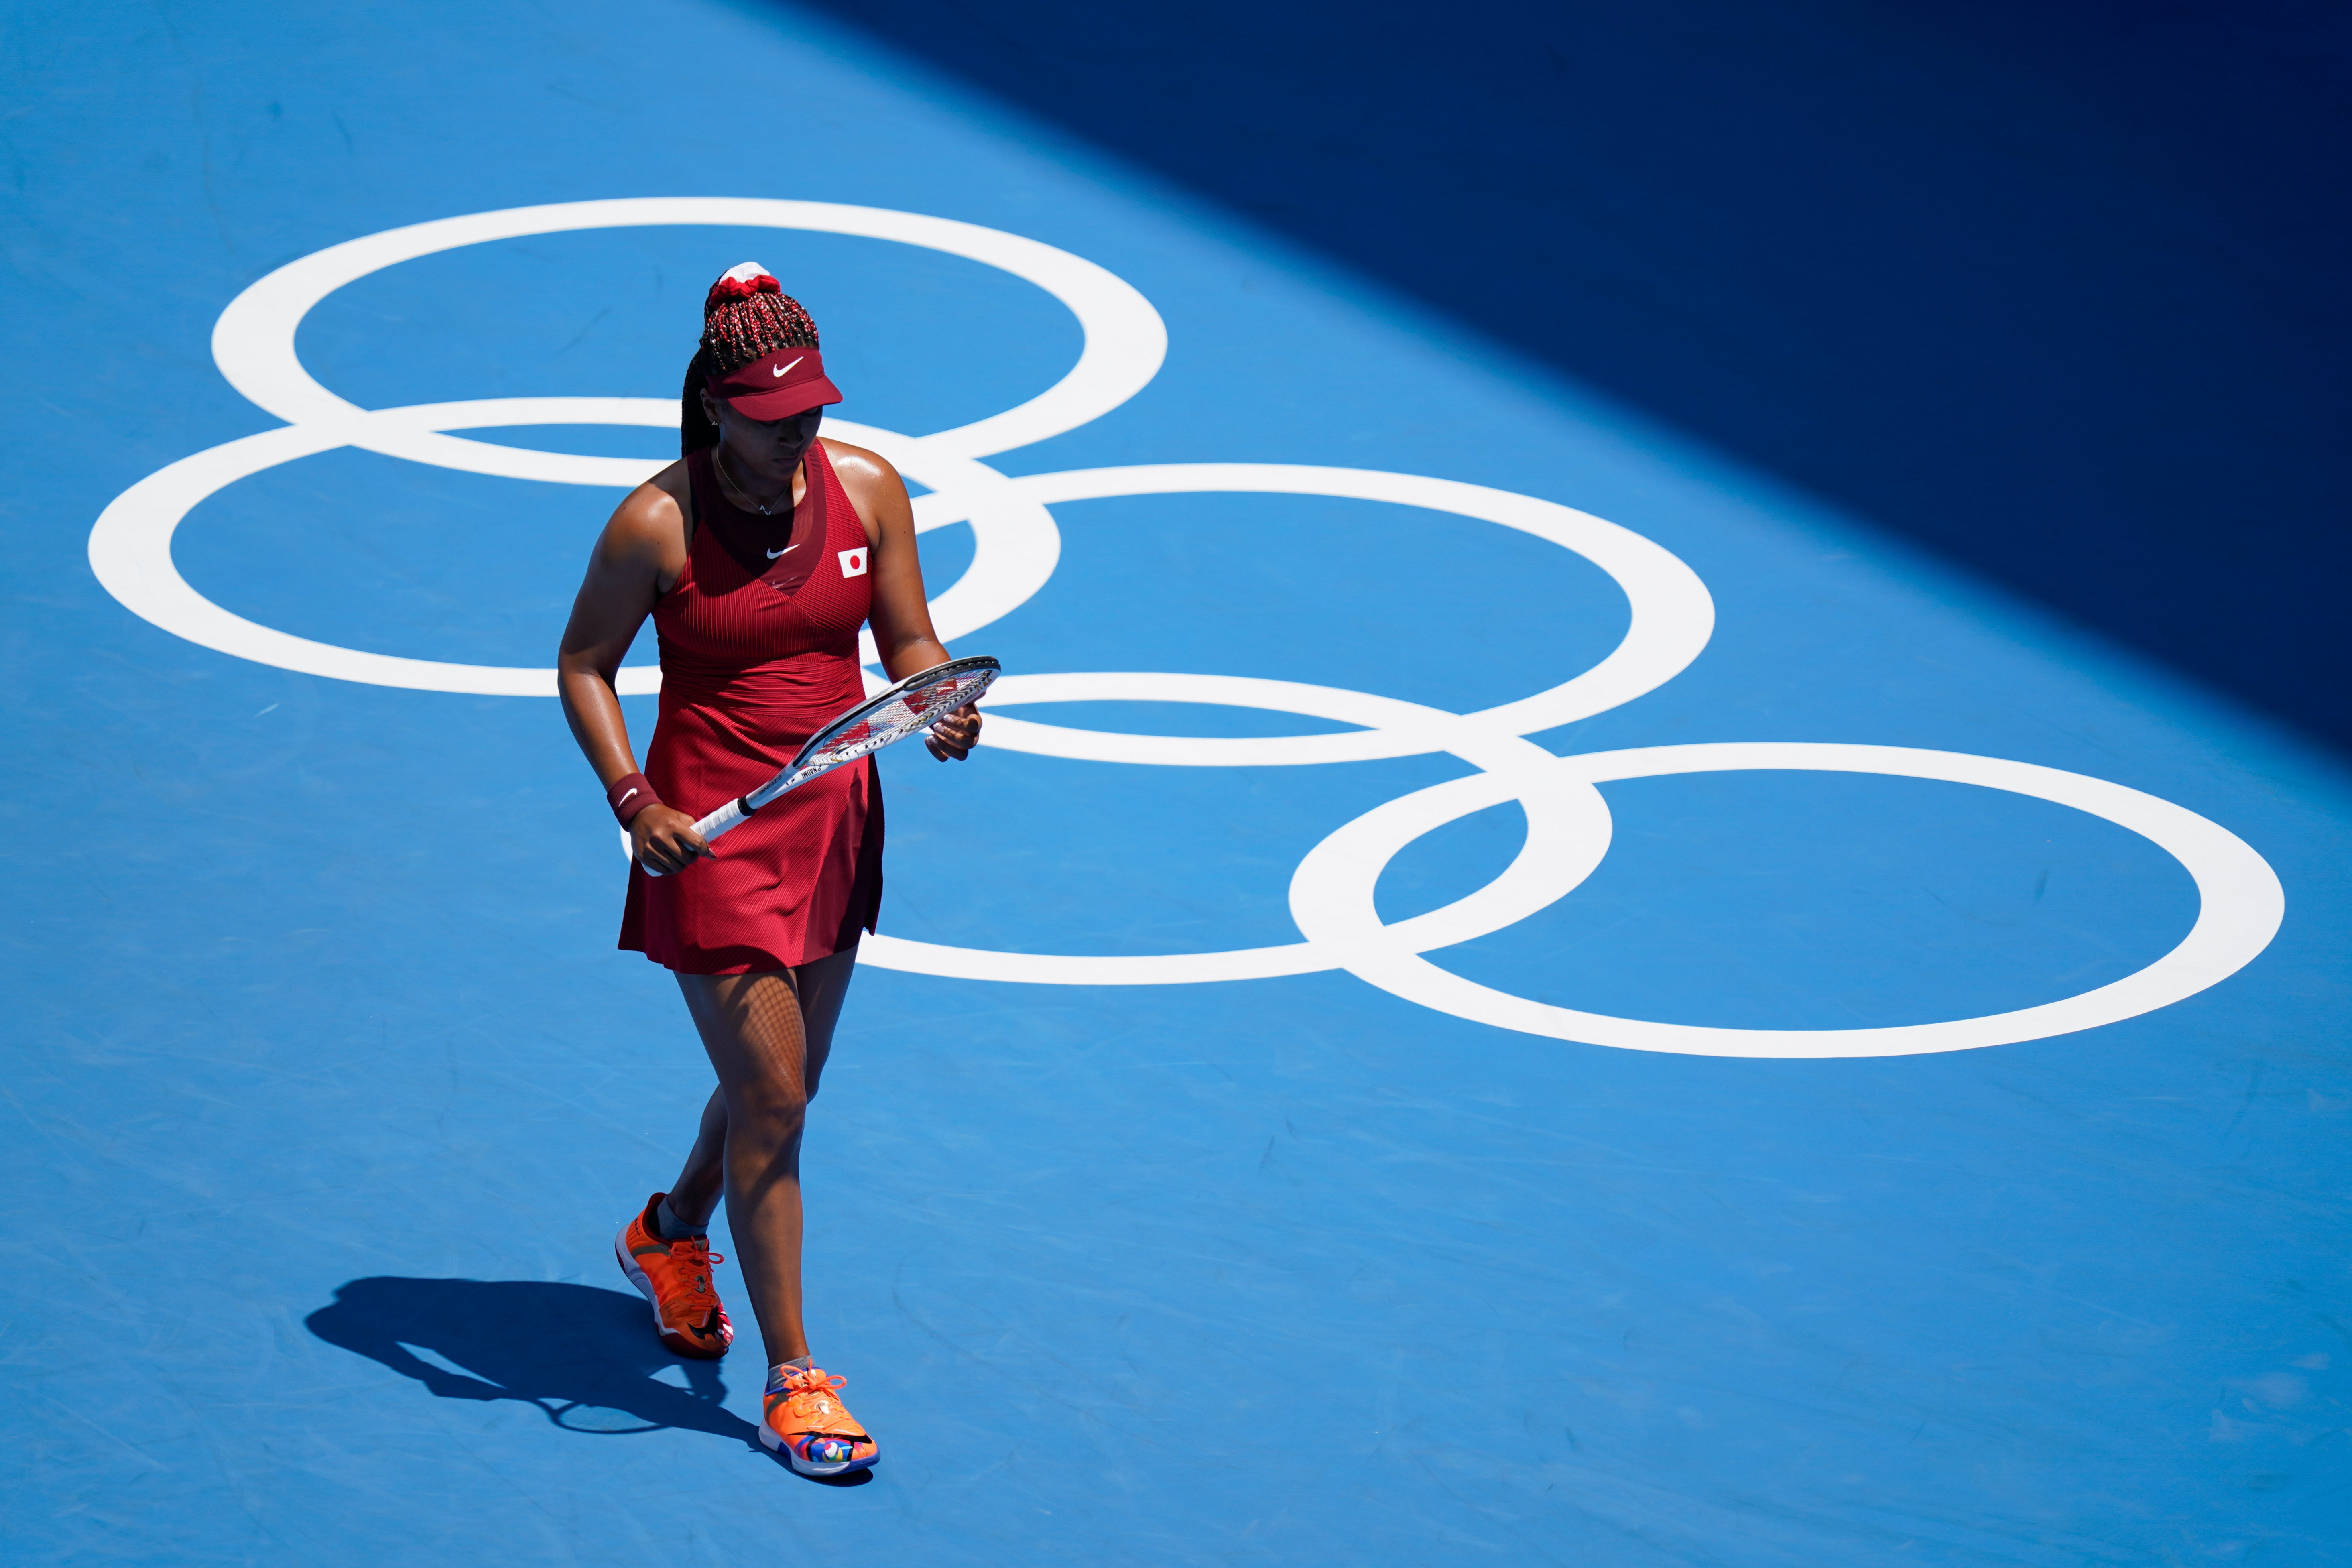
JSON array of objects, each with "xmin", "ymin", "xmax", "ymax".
[{"xmin": 631, "ymin": 804, "xmax": 711, "ymax": 875}]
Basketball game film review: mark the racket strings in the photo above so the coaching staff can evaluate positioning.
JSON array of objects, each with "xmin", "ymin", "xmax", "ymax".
[{"xmin": 785, "ymin": 669, "xmax": 994, "ymax": 781}]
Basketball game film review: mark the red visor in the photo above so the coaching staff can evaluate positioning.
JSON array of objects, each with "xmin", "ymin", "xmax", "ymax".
[{"xmin": 706, "ymin": 345, "xmax": 842, "ymax": 420}]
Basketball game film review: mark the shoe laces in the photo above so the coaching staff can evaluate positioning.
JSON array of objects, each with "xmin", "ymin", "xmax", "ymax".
[
  {"xmin": 667, "ymin": 1235, "xmax": 722, "ymax": 1300},
  {"xmin": 770, "ymin": 1365, "xmax": 848, "ymax": 1409}
]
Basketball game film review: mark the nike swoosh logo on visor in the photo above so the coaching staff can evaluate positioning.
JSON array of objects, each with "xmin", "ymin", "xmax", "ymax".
[
  {"xmin": 766, "ymin": 545, "xmax": 795, "ymax": 559},
  {"xmin": 770, "ymin": 356, "xmax": 803, "ymax": 379}
]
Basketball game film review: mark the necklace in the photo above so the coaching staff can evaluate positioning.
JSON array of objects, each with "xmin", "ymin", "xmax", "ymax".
[{"xmin": 713, "ymin": 447, "xmax": 796, "ymax": 516}]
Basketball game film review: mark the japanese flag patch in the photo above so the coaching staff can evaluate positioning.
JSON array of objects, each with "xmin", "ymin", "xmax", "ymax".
[{"xmin": 838, "ymin": 547, "xmax": 869, "ymax": 578}]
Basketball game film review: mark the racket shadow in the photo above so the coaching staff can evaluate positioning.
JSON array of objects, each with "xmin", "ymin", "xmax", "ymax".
[{"xmin": 306, "ymin": 1276, "xmax": 760, "ymax": 1448}]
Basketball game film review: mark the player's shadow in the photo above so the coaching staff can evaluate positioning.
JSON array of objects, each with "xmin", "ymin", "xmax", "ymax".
[
  {"xmin": 308, "ymin": 1277, "xmax": 876, "ymax": 1485},
  {"xmin": 307, "ymin": 1277, "xmax": 760, "ymax": 1446}
]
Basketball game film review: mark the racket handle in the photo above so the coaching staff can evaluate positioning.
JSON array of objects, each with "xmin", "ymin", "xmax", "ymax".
[
  {"xmin": 640, "ymin": 796, "xmax": 750, "ymax": 878},
  {"xmin": 695, "ymin": 797, "xmax": 750, "ymax": 842}
]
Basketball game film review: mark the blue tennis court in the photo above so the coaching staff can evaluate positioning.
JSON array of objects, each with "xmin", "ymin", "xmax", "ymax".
[{"xmin": 6, "ymin": 2, "xmax": 2349, "ymax": 1562}]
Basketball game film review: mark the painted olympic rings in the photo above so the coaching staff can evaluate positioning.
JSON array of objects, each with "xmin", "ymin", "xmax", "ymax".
[{"xmin": 86, "ymin": 198, "xmax": 2285, "ymax": 1058}]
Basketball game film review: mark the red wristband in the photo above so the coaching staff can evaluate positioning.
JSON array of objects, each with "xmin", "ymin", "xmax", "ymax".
[{"xmin": 607, "ymin": 773, "xmax": 661, "ymax": 826}]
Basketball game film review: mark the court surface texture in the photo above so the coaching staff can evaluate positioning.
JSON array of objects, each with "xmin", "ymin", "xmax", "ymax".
[{"xmin": 5, "ymin": 3, "xmax": 2350, "ymax": 1564}]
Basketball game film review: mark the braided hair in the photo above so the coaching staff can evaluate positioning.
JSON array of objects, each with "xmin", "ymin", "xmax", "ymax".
[{"xmin": 679, "ymin": 267, "xmax": 822, "ymax": 455}]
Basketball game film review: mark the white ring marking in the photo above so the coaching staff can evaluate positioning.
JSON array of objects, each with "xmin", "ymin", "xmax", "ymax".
[
  {"xmin": 1285, "ymin": 743, "xmax": 2286, "ymax": 1057},
  {"xmin": 211, "ymin": 197, "xmax": 1167, "ymax": 471}
]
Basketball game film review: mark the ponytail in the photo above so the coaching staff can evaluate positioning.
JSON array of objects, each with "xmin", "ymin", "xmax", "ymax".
[{"xmin": 680, "ymin": 344, "xmax": 720, "ymax": 456}]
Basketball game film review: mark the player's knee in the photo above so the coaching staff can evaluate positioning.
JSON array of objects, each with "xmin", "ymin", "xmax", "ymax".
[{"xmin": 726, "ymin": 1076, "xmax": 807, "ymax": 1139}]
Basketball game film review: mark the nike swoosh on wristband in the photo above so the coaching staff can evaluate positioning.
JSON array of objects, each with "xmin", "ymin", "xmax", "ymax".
[
  {"xmin": 770, "ymin": 356, "xmax": 803, "ymax": 379},
  {"xmin": 617, "ymin": 788, "xmax": 638, "ymax": 804}
]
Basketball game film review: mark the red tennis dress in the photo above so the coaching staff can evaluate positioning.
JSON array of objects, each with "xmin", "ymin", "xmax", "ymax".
[{"xmin": 619, "ymin": 441, "xmax": 883, "ymax": 974}]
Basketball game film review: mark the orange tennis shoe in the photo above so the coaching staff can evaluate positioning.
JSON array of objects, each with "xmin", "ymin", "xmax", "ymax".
[
  {"xmin": 614, "ymin": 1193, "xmax": 733, "ymax": 1359},
  {"xmin": 761, "ymin": 1364, "xmax": 879, "ymax": 1477}
]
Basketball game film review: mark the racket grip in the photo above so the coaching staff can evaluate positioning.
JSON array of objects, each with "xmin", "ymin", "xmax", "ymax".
[
  {"xmin": 640, "ymin": 796, "xmax": 750, "ymax": 878},
  {"xmin": 695, "ymin": 796, "xmax": 750, "ymax": 842}
]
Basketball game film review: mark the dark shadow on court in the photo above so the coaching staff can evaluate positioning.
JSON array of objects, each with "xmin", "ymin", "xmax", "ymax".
[
  {"xmin": 306, "ymin": 1277, "xmax": 758, "ymax": 1445},
  {"xmin": 780, "ymin": 0, "xmax": 2352, "ymax": 750}
]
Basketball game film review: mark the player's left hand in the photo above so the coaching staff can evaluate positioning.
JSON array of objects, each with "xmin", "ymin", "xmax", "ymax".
[{"xmin": 925, "ymin": 702, "xmax": 982, "ymax": 761}]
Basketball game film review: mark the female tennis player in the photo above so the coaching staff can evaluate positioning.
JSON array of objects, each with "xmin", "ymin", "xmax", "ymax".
[{"xmin": 556, "ymin": 263, "xmax": 980, "ymax": 1477}]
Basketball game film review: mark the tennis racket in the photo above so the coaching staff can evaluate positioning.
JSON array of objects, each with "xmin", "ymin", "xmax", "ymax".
[{"xmin": 640, "ymin": 655, "xmax": 999, "ymax": 875}]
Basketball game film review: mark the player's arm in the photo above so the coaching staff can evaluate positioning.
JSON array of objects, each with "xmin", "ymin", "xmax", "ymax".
[
  {"xmin": 556, "ymin": 469, "xmax": 709, "ymax": 870},
  {"xmin": 826, "ymin": 440, "xmax": 982, "ymax": 762}
]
